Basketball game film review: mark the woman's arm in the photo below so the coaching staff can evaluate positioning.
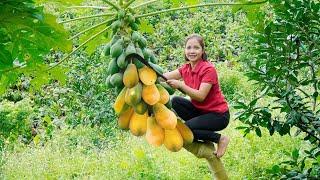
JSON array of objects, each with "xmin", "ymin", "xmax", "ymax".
[
  {"xmin": 163, "ymin": 69, "xmax": 182, "ymax": 80},
  {"xmin": 167, "ymin": 80, "xmax": 212, "ymax": 102}
]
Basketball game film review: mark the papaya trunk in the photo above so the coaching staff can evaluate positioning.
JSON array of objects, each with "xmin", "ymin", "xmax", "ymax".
[{"xmin": 183, "ymin": 141, "xmax": 228, "ymax": 180}]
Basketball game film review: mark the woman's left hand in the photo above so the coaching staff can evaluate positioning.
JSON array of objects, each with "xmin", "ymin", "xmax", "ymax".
[{"xmin": 167, "ymin": 79, "xmax": 184, "ymax": 89}]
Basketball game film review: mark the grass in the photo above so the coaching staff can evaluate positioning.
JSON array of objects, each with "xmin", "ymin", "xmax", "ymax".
[{"xmin": 0, "ymin": 111, "xmax": 304, "ymax": 180}]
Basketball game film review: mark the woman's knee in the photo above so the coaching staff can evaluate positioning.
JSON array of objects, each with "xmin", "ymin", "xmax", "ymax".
[{"xmin": 171, "ymin": 96, "xmax": 183, "ymax": 109}]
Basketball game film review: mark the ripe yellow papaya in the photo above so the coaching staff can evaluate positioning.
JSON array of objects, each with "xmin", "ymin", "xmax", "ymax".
[
  {"xmin": 129, "ymin": 111, "xmax": 148, "ymax": 136},
  {"xmin": 134, "ymin": 100, "xmax": 148, "ymax": 115},
  {"xmin": 156, "ymin": 84, "xmax": 170, "ymax": 104},
  {"xmin": 125, "ymin": 82, "xmax": 142, "ymax": 106},
  {"xmin": 123, "ymin": 63, "xmax": 139, "ymax": 88},
  {"xmin": 113, "ymin": 87, "xmax": 129, "ymax": 115},
  {"xmin": 153, "ymin": 103, "xmax": 177, "ymax": 130},
  {"xmin": 176, "ymin": 119, "xmax": 194, "ymax": 144},
  {"xmin": 146, "ymin": 116, "xmax": 164, "ymax": 147},
  {"xmin": 163, "ymin": 128, "xmax": 183, "ymax": 152},
  {"xmin": 142, "ymin": 84, "xmax": 160, "ymax": 105},
  {"xmin": 118, "ymin": 108, "xmax": 134, "ymax": 130},
  {"xmin": 139, "ymin": 66, "xmax": 157, "ymax": 85}
]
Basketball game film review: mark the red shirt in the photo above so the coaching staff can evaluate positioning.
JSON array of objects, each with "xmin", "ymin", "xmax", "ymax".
[{"xmin": 178, "ymin": 60, "xmax": 228, "ymax": 113}]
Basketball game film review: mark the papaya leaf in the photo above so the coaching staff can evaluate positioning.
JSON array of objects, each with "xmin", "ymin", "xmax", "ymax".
[{"xmin": 138, "ymin": 19, "xmax": 154, "ymax": 34}]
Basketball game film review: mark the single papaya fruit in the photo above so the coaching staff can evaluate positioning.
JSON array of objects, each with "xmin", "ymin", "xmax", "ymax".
[
  {"xmin": 156, "ymin": 84, "xmax": 170, "ymax": 104},
  {"xmin": 110, "ymin": 72, "xmax": 124, "ymax": 87},
  {"xmin": 118, "ymin": 108, "xmax": 134, "ymax": 130},
  {"xmin": 153, "ymin": 103, "xmax": 177, "ymax": 130},
  {"xmin": 134, "ymin": 100, "xmax": 148, "ymax": 115},
  {"xmin": 107, "ymin": 58, "xmax": 119, "ymax": 75},
  {"xmin": 142, "ymin": 84, "xmax": 160, "ymax": 105},
  {"xmin": 113, "ymin": 87, "xmax": 129, "ymax": 115},
  {"xmin": 176, "ymin": 119, "xmax": 194, "ymax": 144},
  {"xmin": 125, "ymin": 82, "xmax": 142, "ymax": 106},
  {"xmin": 146, "ymin": 116, "xmax": 165, "ymax": 147},
  {"xmin": 163, "ymin": 128, "xmax": 183, "ymax": 152},
  {"xmin": 129, "ymin": 111, "xmax": 148, "ymax": 136},
  {"xmin": 123, "ymin": 63, "xmax": 139, "ymax": 88},
  {"xmin": 139, "ymin": 66, "xmax": 157, "ymax": 85},
  {"xmin": 117, "ymin": 52, "xmax": 128, "ymax": 69}
]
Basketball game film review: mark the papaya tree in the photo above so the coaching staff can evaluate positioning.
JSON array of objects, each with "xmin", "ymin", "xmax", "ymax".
[
  {"xmin": 54, "ymin": 0, "xmax": 267, "ymax": 152},
  {"xmin": 234, "ymin": 0, "xmax": 319, "ymax": 178}
]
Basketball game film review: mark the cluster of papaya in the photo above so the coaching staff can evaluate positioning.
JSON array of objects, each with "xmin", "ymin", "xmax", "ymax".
[
  {"xmin": 112, "ymin": 60, "xmax": 194, "ymax": 152},
  {"xmin": 104, "ymin": 9, "xmax": 193, "ymax": 152}
]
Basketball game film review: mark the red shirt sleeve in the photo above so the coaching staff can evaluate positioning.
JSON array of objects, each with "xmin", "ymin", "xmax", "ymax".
[{"xmin": 201, "ymin": 66, "xmax": 218, "ymax": 84}]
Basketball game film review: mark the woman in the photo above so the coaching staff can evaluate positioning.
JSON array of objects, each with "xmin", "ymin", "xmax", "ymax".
[{"xmin": 164, "ymin": 34, "xmax": 230, "ymax": 158}]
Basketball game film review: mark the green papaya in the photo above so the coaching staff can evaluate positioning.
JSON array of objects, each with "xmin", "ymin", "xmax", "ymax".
[
  {"xmin": 133, "ymin": 58, "xmax": 144, "ymax": 69},
  {"xmin": 111, "ymin": 20, "xmax": 122, "ymax": 32},
  {"xmin": 125, "ymin": 82, "xmax": 142, "ymax": 106},
  {"xmin": 138, "ymin": 35, "xmax": 147, "ymax": 48},
  {"xmin": 103, "ymin": 43, "xmax": 111, "ymax": 56},
  {"xmin": 142, "ymin": 48, "xmax": 152, "ymax": 60},
  {"xmin": 106, "ymin": 75, "xmax": 113, "ymax": 89},
  {"xmin": 117, "ymin": 10, "xmax": 125, "ymax": 19},
  {"xmin": 130, "ymin": 23, "xmax": 139, "ymax": 31},
  {"xmin": 125, "ymin": 42, "xmax": 136, "ymax": 56},
  {"xmin": 136, "ymin": 47, "xmax": 144, "ymax": 58},
  {"xmin": 165, "ymin": 97, "xmax": 172, "ymax": 109},
  {"xmin": 160, "ymin": 82, "xmax": 175, "ymax": 95},
  {"xmin": 111, "ymin": 39, "xmax": 124, "ymax": 58},
  {"xmin": 127, "ymin": 14, "xmax": 135, "ymax": 24},
  {"xmin": 149, "ymin": 62, "xmax": 163, "ymax": 74},
  {"xmin": 110, "ymin": 73, "xmax": 124, "ymax": 87},
  {"xmin": 131, "ymin": 31, "xmax": 140, "ymax": 43},
  {"xmin": 117, "ymin": 52, "xmax": 128, "ymax": 69},
  {"xmin": 111, "ymin": 35, "xmax": 120, "ymax": 45},
  {"xmin": 149, "ymin": 53, "xmax": 158, "ymax": 64},
  {"xmin": 107, "ymin": 58, "xmax": 119, "ymax": 75},
  {"xmin": 134, "ymin": 100, "xmax": 148, "ymax": 115}
]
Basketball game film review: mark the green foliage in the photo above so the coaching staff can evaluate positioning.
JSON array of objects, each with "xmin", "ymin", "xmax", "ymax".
[
  {"xmin": 0, "ymin": 0, "xmax": 72, "ymax": 94},
  {"xmin": 0, "ymin": 99, "xmax": 33, "ymax": 150},
  {"xmin": 0, "ymin": 120, "xmax": 303, "ymax": 179},
  {"xmin": 216, "ymin": 63, "xmax": 255, "ymax": 102},
  {"xmin": 235, "ymin": 0, "xmax": 320, "ymax": 178}
]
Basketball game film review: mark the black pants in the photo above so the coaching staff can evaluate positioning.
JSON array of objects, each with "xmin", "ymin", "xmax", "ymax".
[{"xmin": 172, "ymin": 96, "xmax": 229, "ymax": 143}]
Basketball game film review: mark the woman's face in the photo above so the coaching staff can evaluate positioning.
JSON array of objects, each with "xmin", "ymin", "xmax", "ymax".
[{"xmin": 184, "ymin": 38, "xmax": 204, "ymax": 62}]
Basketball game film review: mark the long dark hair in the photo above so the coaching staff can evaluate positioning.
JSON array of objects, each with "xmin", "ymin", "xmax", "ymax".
[{"xmin": 184, "ymin": 34, "xmax": 208, "ymax": 61}]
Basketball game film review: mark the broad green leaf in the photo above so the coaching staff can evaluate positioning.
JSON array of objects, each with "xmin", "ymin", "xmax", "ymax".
[{"xmin": 138, "ymin": 19, "xmax": 155, "ymax": 34}]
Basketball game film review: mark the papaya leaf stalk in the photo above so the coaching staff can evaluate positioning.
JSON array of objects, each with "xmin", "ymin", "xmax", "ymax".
[
  {"xmin": 135, "ymin": 1, "xmax": 267, "ymax": 19},
  {"xmin": 102, "ymin": 0, "xmax": 121, "ymax": 11},
  {"xmin": 49, "ymin": 25, "xmax": 112, "ymax": 70},
  {"xmin": 59, "ymin": 13, "xmax": 115, "ymax": 24},
  {"xmin": 132, "ymin": 0, "xmax": 158, "ymax": 10},
  {"xmin": 69, "ymin": 18, "xmax": 115, "ymax": 40}
]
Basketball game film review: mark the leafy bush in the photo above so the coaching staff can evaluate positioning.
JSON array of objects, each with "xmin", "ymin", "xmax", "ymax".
[
  {"xmin": 236, "ymin": 0, "xmax": 320, "ymax": 178},
  {"xmin": 216, "ymin": 63, "xmax": 255, "ymax": 102},
  {"xmin": 0, "ymin": 99, "xmax": 33, "ymax": 150}
]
